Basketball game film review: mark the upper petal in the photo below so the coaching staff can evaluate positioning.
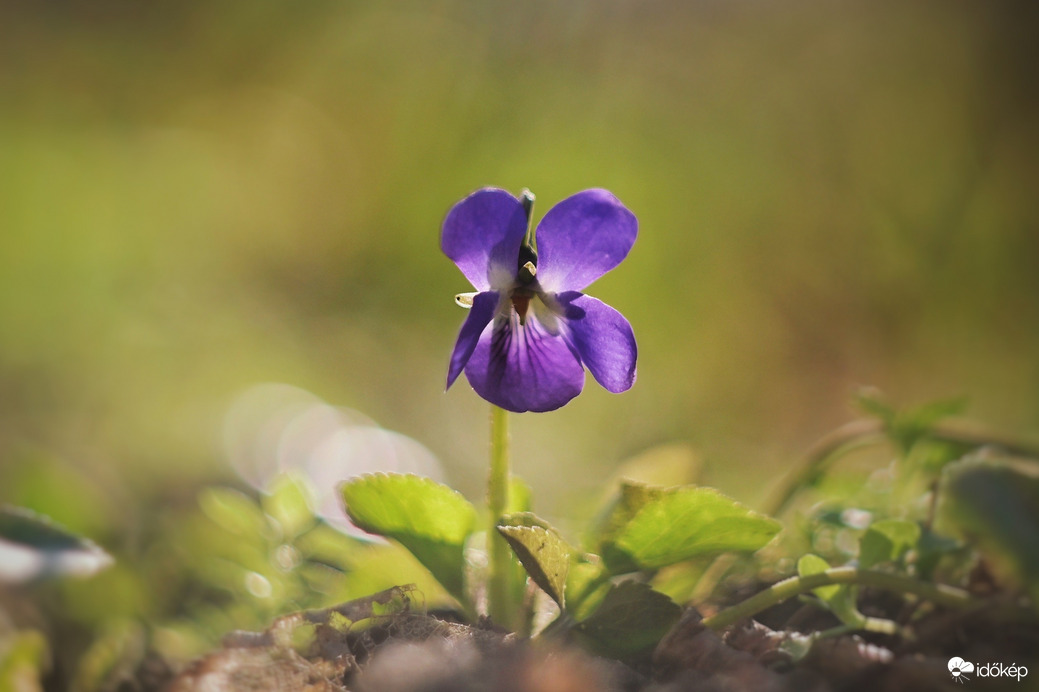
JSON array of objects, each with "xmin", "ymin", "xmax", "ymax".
[
  {"xmin": 558, "ymin": 292, "xmax": 637, "ymax": 393},
  {"xmin": 446, "ymin": 291, "xmax": 500, "ymax": 389},
  {"xmin": 441, "ymin": 188, "xmax": 528, "ymax": 291},
  {"xmin": 464, "ymin": 313, "xmax": 585, "ymax": 413},
  {"xmin": 534, "ymin": 189, "xmax": 638, "ymax": 292}
]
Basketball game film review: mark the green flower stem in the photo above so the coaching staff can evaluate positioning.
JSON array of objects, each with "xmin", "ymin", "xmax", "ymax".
[
  {"xmin": 487, "ymin": 404, "xmax": 511, "ymax": 626},
  {"xmin": 702, "ymin": 566, "xmax": 974, "ymax": 631}
]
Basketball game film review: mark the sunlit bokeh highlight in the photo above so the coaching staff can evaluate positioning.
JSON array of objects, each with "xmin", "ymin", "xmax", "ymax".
[{"xmin": 223, "ymin": 382, "xmax": 444, "ymax": 533}]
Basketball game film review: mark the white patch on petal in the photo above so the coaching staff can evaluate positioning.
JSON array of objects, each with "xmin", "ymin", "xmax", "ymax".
[
  {"xmin": 532, "ymin": 293, "xmax": 564, "ymax": 335},
  {"xmin": 488, "ymin": 263, "xmax": 517, "ymax": 293}
]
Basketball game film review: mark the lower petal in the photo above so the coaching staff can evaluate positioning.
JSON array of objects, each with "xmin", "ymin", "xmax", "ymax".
[
  {"xmin": 447, "ymin": 291, "xmax": 499, "ymax": 389},
  {"xmin": 464, "ymin": 313, "xmax": 585, "ymax": 413},
  {"xmin": 558, "ymin": 292, "xmax": 637, "ymax": 393}
]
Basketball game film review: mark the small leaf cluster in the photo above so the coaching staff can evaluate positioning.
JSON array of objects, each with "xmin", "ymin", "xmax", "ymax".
[
  {"xmin": 745, "ymin": 391, "xmax": 1039, "ymax": 657},
  {"xmin": 341, "ymin": 473, "xmax": 780, "ymax": 657}
]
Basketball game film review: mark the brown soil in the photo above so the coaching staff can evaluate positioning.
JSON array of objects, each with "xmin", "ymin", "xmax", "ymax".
[{"xmin": 146, "ymin": 583, "xmax": 1038, "ymax": 692}]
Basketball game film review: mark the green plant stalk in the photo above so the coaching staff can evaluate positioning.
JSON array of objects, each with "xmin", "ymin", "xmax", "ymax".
[
  {"xmin": 702, "ymin": 566, "xmax": 974, "ymax": 631},
  {"xmin": 765, "ymin": 419, "xmax": 885, "ymax": 517},
  {"xmin": 766, "ymin": 418, "xmax": 1039, "ymax": 518},
  {"xmin": 487, "ymin": 404, "xmax": 511, "ymax": 626},
  {"xmin": 815, "ymin": 616, "xmax": 902, "ymax": 641},
  {"xmin": 689, "ymin": 554, "xmax": 738, "ymax": 606}
]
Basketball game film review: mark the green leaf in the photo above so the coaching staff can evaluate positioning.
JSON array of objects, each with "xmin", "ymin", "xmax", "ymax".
[
  {"xmin": 72, "ymin": 620, "xmax": 146, "ymax": 692},
  {"xmin": 0, "ymin": 505, "xmax": 113, "ymax": 583},
  {"xmin": 263, "ymin": 473, "xmax": 316, "ymax": 538},
  {"xmin": 942, "ymin": 459, "xmax": 1039, "ymax": 608},
  {"xmin": 854, "ymin": 387, "xmax": 895, "ymax": 423},
  {"xmin": 497, "ymin": 512, "xmax": 571, "ymax": 608},
  {"xmin": 797, "ymin": 554, "xmax": 862, "ymax": 626},
  {"xmin": 915, "ymin": 526, "xmax": 962, "ymax": 581},
  {"xmin": 902, "ymin": 397, "xmax": 967, "ymax": 432},
  {"xmin": 198, "ymin": 487, "xmax": 268, "ymax": 537},
  {"xmin": 335, "ymin": 542, "xmax": 452, "ymax": 605},
  {"xmin": 340, "ymin": 473, "xmax": 476, "ymax": 603},
  {"xmin": 503, "ymin": 476, "xmax": 535, "ymax": 618},
  {"xmin": 912, "ymin": 438, "xmax": 973, "ymax": 475},
  {"xmin": 566, "ymin": 558, "xmax": 610, "ymax": 620},
  {"xmin": 0, "ymin": 629, "xmax": 49, "ymax": 690},
  {"xmin": 856, "ymin": 389, "xmax": 967, "ymax": 454},
  {"xmin": 651, "ymin": 560, "xmax": 713, "ymax": 605},
  {"xmin": 589, "ymin": 481, "xmax": 664, "ymax": 552},
  {"xmin": 859, "ymin": 519, "xmax": 920, "ymax": 569},
  {"xmin": 575, "ymin": 580, "xmax": 681, "ymax": 658},
  {"xmin": 797, "ymin": 554, "xmax": 841, "ymax": 601},
  {"xmin": 600, "ymin": 483, "xmax": 782, "ymax": 573}
]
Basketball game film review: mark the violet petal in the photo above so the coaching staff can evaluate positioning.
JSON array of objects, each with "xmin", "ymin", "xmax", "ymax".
[
  {"xmin": 441, "ymin": 188, "xmax": 528, "ymax": 291},
  {"xmin": 447, "ymin": 291, "xmax": 500, "ymax": 389},
  {"xmin": 535, "ymin": 189, "xmax": 638, "ymax": 292},
  {"xmin": 464, "ymin": 314, "xmax": 585, "ymax": 413},
  {"xmin": 559, "ymin": 292, "xmax": 637, "ymax": 394}
]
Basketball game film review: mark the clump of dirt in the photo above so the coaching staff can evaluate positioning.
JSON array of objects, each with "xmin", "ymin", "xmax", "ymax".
[
  {"xmin": 162, "ymin": 586, "xmax": 632, "ymax": 692},
  {"xmin": 154, "ymin": 583, "xmax": 1035, "ymax": 692}
]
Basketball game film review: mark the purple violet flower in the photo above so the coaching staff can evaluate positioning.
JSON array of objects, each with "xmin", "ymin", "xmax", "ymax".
[{"xmin": 442, "ymin": 188, "xmax": 638, "ymax": 413}]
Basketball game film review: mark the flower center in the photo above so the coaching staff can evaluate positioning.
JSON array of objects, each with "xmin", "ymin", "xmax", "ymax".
[
  {"xmin": 510, "ymin": 242, "xmax": 540, "ymax": 325},
  {"xmin": 511, "ymin": 291, "xmax": 532, "ymax": 323},
  {"xmin": 517, "ymin": 243, "xmax": 538, "ymax": 283}
]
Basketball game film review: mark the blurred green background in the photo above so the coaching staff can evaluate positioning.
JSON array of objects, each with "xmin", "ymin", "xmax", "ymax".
[{"xmin": 1, "ymin": 0, "xmax": 1038, "ymax": 663}]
